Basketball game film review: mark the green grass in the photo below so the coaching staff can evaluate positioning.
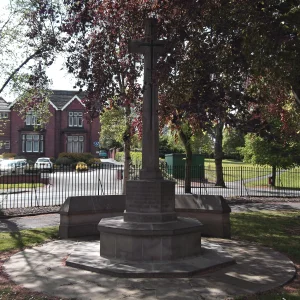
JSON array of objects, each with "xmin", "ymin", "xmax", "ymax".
[
  {"xmin": 0, "ymin": 183, "xmax": 44, "ymax": 189},
  {"xmin": 0, "ymin": 226, "xmax": 58, "ymax": 252},
  {"xmin": 204, "ymin": 159, "xmax": 272, "ymax": 182},
  {"xmin": 231, "ymin": 210, "xmax": 300, "ymax": 299}
]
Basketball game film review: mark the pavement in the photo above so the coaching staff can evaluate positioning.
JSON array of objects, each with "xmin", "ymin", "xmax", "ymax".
[
  {"xmin": 3, "ymin": 238, "xmax": 296, "ymax": 299},
  {"xmin": 1, "ymin": 202, "xmax": 300, "ymax": 299}
]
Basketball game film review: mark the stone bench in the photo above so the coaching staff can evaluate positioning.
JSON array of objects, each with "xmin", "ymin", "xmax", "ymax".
[
  {"xmin": 175, "ymin": 194, "xmax": 231, "ymax": 238},
  {"xmin": 59, "ymin": 195, "xmax": 126, "ymax": 238},
  {"xmin": 59, "ymin": 194, "xmax": 231, "ymax": 239}
]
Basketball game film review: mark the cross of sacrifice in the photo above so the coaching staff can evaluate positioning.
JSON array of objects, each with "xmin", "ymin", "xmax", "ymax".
[{"xmin": 129, "ymin": 18, "xmax": 168, "ymax": 180}]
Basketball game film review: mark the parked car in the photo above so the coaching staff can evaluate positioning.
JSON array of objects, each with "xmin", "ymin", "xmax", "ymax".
[
  {"xmin": 0, "ymin": 159, "xmax": 27, "ymax": 174},
  {"xmin": 34, "ymin": 157, "xmax": 53, "ymax": 172},
  {"xmin": 99, "ymin": 149, "xmax": 108, "ymax": 159}
]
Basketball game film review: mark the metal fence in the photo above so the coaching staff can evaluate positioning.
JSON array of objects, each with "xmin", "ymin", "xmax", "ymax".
[{"xmin": 0, "ymin": 164, "xmax": 299, "ymax": 209}]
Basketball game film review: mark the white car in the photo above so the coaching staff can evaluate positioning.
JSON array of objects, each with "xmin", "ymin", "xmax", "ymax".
[
  {"xmin": 34, "ymin": 157, "xmax": 53, "ymax": 172},
  {"xmin": 0, "ymin": 159, "xmax": 27, "ymax": 174}
]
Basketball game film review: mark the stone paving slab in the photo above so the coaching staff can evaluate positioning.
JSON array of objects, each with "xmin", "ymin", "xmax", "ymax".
[{"xmin": 4, "ymin": 238, "xmax": 296, "ymax": 300}]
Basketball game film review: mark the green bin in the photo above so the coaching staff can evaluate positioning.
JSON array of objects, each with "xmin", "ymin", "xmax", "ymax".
[{"xmin": 165, "ymin": 153, "xmax": 205, "ymax": 180}]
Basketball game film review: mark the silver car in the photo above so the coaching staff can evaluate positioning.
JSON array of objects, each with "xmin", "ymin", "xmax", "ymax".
[
  {"xmin": 34, "ymin": 157, "xmax": 53, "ymax": 172},
  {"xmin": 0, "ymin": 159, "xmax": 27, "ymax": 174}
]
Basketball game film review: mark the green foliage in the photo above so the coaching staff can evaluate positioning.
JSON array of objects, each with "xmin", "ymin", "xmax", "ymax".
[
  {"xmin": 191, "ymin": 132, "xmax": 214, "ymax": 157},
  {"xmin": 56, "ymin": 152, "xmax": 94, "ymax": 165},
  {"xmin": 222, "ymin": 128, "xmax": 245, "ymax": 160},
  {"xmin": 240, "ymin": 133, "xmax": 300, "ymax": 169},
  {"xmin": 115, "ymin": 152, "xmax": 124, "ymax": 162},
  {"xmin": 130, "ymin": 152, "xmax": 142, "ymax": 166},
  {"xmin": 100, "ymin": 107, "xmax": 126, "ymax": 149},
  {"xmin": 115, "ymin": 151, "xmax": 142, "ymax": 166},
  {"xmin": 2, "ymin": 153, "xmax": 16, "ymax": 159}
]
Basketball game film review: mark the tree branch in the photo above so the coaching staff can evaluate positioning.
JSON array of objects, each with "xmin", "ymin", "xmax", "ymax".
[{"xmin": 0, "ymin": 48, "xmax": 43, "ymax": 94}]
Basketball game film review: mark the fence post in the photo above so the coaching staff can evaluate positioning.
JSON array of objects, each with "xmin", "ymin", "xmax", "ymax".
[{"xmin": 240, "ymin": 166, "xmax": 243, "ymax": 197}]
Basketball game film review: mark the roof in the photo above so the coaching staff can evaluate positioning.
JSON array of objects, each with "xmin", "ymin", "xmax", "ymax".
[
  {"xmin": 0, "ymin": 97, "xmax": 10, "ymax": 111},
  {"xmin": 49, "ymin": 90, "xmax": 86, "ymax": 110}
]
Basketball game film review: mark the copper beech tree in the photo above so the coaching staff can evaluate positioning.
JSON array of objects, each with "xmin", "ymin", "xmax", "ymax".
[{"xmin": 61, "ymin": 0, "xmax": 300, "ymax": 191}]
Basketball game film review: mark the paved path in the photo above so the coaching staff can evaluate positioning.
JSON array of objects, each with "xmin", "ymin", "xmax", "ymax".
[
  {"xmin": 3, "ymin": 238, "xmax": 296, "ymax": 300},
  {"xmin": 1, "ymin": 203, "xmax": 299, "ymax": 299},
  {"xmin": 1, "ymin": 202, "xmax": 300, "ymax": 232}
]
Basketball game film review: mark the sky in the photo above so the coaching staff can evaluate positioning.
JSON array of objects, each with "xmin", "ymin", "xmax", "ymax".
[{"xmin": 0, "ymin": 0, "xmax": 77, "ymax": 102}]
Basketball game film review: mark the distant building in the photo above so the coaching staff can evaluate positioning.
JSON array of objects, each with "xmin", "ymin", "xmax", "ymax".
[
  {"xmin": 4, "ymin": 90, "xmax": 100, "ymax": 160},
  {"xmin": 0, "ymin": 97, "xmax": 11, "ymax": 153}
]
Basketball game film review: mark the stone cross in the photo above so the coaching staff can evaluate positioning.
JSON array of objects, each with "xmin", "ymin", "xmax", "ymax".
[{"xmin": 129, "ymin": 18, "xmax": 167, "ymax": 180}]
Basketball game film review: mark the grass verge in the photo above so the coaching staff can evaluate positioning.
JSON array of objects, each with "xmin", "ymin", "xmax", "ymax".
[
  {"xmin": 231, "ymin": 210, "xmax": 300, "ymax": 299},
  {"xmin": 0, "ymin": 226, "xmax": 58, "ymax": 252},
  {"xmin": 0, "ymin": 226, "xmax": 59, "ymax": 300}
]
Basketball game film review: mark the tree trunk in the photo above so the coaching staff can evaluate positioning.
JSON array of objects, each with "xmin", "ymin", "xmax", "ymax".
[
  {"xmin": 271, "ymin": 165, "xmax": 276, "ymax": 187},
  {"xmin": 179, "ymin": 128, "xmax": 192, "ymax": 194},
  {"xmin": 122, "ymin": 105, "xmax": 131, "ymax": 194},
  {"xmin": 214, "ymin": 122, "xmax": 226, "ymax": 187}
]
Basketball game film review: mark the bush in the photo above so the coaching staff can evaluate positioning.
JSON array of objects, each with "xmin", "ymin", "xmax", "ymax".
[
  {"xmin": 115, "ymin": 151, "xmax": 142, "ymax": 166},
  {"xmin": 88, "ymin": 158, "xmax": 101, "ymax": 168},
  {"xmin": 76, "ymin": 161, "xmax": 88, "ymax": 171},
  {"xmin": 57, "ymin": 152, "xmax": 94, "ymax": 164},
  {"xmin": 115, "ymin": 152, "xmax": 124, "ymax": 162},
  {"xmin": 2, "ymin": 152, "xmax": 16, "ymax": 159},
  {"xmin": 55, "ymin": 157, "xmax": 73, "ymax": 166}
]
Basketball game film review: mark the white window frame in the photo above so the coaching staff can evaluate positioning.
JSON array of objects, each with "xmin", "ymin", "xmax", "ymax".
[
  {"xmin": 4, "ymin": 140, "xmax": 10, "ymax": 150},
  {"xmin": 22, "ymin": 134, "xmax": 44, "ymax": 153},
  {"xmin": 25, "ymin": 110, "xmax": 40, "ymax": 126},
  {"xmin": 67, "ymin": 135, "xmax": 84, "ymax": 153},
  {"xmin": 68, "ymin": 111, "xmax": 83, "ymax": 127}
]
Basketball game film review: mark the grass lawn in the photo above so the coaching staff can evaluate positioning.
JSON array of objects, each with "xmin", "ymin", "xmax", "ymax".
[
  {"xmin": 204, "ymin": 159, "xmax": 272, "ymax": 183},
  {"xmin": 244, "ymin": 168, "xmax": 300, "ymax": 189},
  {"xmin": 231, "ymin": 210, "xmax": 300, "ymax": 299},
  {"xmin": 0, "ymin": 226, "xmax": 58, "ymax": 252}
]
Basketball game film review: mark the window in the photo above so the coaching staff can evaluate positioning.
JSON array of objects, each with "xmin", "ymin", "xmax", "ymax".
[
  {"xmin": 0, "ymin": 140, "xmax": 10, "ymax": 149},
  {"xmin": 22, "ymin": 134, "xmax": 44, "ymax": 153},
  {"xmin": 67, "ymin": 135, "xmax": 84, "ymax": 153},
  {"xmin": 0, "ymin": 112, "xmax": 8, "ymax": 119},
  {"xmin": 68, "ymin": 111, "xmax": 83, "ymax": 127},
  {"xmin": 25, "ymin": 110, "xmax": 40, "ymax": 126},
  {"xmin": 4, "ymin": 141, "xmax": 10, "ymax": 150}
]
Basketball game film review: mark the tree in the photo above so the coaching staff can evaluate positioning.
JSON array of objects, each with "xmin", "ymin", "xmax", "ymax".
[
  {"xmin": 240, "ymin": 133, "xmax": 300, "ymax": 186},
  {"xmin": 223, "ymin": 127, "xmax": 245, "ymax": 160},
  {"xmin": 0, "ymin": 0, "xmax": 64, "ymax": 124}
]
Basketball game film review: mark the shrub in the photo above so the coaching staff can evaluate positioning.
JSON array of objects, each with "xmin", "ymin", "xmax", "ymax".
[
  {"xmin": 88, "ymin": 158, "xmax": 101, "ymax": 168},
  {"xmin": 76, "ymin": 161, "xmax": 88, "ymax": 171},
  {"xmin": 2, "ymin": 152, "xmax": 16, "ymax": 159},
  {"xmin": 58, "ymin": 152, "xmax": 94, "ymax": 164},
  {"xmin": 115, "ymin": 151, "xmax": 142, "ymax": 166},
  {"xmin": 55, "ymin": 157, "xmax": 73, "ymax": 166}
]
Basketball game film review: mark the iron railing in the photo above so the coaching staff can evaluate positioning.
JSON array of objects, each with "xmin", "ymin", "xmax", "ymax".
[{"xmin": 0, "ymin": 164, "xmax": 299, "ymax": 209}]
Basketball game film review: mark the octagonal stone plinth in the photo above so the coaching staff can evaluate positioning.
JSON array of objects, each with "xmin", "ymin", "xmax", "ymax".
[{"xmin": 98, "ymin": 216, "xmax": 202, "ymax": 262}]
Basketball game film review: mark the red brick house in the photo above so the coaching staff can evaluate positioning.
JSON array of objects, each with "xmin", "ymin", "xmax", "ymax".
[
  {"xmin": 0, "ymin": 97, "xmax": 11, "ymax": 153},
  {"xmin": 7, "ymin": 90, "xmax": 100, "ymax": 160}
]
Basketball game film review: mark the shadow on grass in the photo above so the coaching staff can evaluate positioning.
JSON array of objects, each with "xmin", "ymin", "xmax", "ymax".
[
  {"xmin": 231, "ymin": 210, "xmax": 300, "ymax": 263},
  {"xmin": 0, "ymin": 219, "xmax": 58, "ymax": 252}
]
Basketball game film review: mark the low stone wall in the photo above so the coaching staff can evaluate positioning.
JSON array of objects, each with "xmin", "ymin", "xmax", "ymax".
[
  {"xmin": 59, "ymin": 194, "xmax": 231, "ymax": 239},
  {"xmin": 175, "ymin": 195, "xmax": 231, "ymax": 239},
  {"xmin": 59, "ymin": 195, "xmax": 126, "ymax": 238}
]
